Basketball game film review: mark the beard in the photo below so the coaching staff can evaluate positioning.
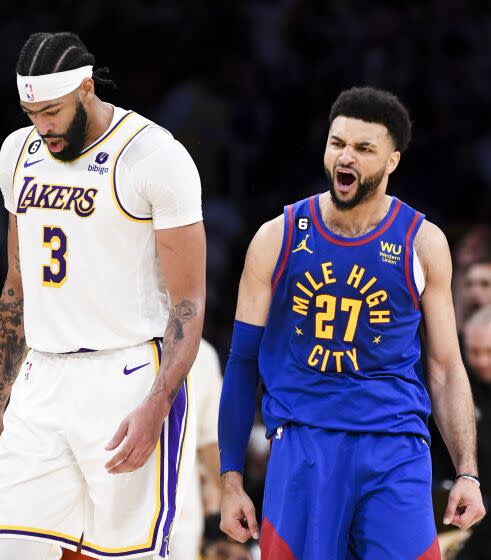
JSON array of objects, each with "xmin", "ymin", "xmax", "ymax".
[
  {"xmin": 41, "ymin": 100, "xmax": 88, "ymax": 162},
  {"xmin": 324, "ymin": 164, "xmax": 386, "ymax": 211}
]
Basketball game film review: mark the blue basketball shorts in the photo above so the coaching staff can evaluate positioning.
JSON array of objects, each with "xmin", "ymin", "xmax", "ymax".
[{"xmin": 260, "ymin": 425, "xmax": 441, "ymax": 559}]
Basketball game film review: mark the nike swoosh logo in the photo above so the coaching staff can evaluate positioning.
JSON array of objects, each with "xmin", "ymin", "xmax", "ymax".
[
  {"xmin": 24, "ymin": 159, "xmax": 44, "ymax": 168},
  {"xmin": 123, "ymin": 362, "xmax": 150, "ymax": 375}
]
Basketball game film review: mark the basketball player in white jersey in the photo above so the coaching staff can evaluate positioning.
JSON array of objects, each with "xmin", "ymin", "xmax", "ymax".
[{"xmin": 0, "ymin": 32, "xmax": 205, "ymax": 560}]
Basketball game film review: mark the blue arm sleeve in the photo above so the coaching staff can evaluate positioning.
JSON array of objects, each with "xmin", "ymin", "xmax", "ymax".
[{"xmin": 218, "ymin": 320, "xmax": 264, "ymax": 474}]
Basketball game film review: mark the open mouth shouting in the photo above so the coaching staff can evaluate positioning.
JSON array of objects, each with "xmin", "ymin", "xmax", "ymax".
[
  {"xmin": 43, "ymin": 137, "xmax": 65, "ymax": 153},
  {"xmin": 334, "ymin": 167, "xmax": 359, "ymax": 194}
]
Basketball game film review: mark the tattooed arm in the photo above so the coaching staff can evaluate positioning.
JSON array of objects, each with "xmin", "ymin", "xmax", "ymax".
[
  {"xmin": 0, "ymin": 214, "xmax": 25, "ymax": 433},
  {"xmin": 105, "ymin": 221, "xmax": 206, "ymax": 473},
  {"xmin": 150, "ymin": 221, "xmax": 206, "ymax": 407}
]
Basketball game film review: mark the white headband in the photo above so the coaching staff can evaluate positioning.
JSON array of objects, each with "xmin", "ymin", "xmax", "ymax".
[{"xmin": 17, "ymin": 65, "xmax": 93, "ymax": 103}]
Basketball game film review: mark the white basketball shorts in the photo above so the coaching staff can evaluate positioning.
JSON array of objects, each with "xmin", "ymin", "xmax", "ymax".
[{"xmin": 0, "ymin": 339, "xmax": 195, "ymax": 559}]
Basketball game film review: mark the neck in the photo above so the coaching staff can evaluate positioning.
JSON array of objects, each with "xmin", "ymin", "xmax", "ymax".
[
  {"xmin": 84, "ymin": 97, "xmax": 113, "ymax": 148},
  {"xmin": 320, "ymin": 188, "xmax": 392, "ymax": 238}
]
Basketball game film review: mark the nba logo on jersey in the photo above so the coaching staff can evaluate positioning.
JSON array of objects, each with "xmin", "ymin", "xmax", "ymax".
[
  {"xmin": 275, "ymin": 426, "xmax": 284, "ymax": 440},
  {"xmin": 25, "ymin": 83, "xmax": 35, "ymax": 102},
  {"xmin": 24, "ymin": 361, "xmax": 32, "ymax": 380}
]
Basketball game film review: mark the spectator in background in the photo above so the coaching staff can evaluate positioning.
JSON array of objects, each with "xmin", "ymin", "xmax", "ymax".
[
  {"xmin": 202, "ymin": 537, "xmax": 253, "ymax": 560},
  {"xmin": 461, "ymin": 258, "xmax": 491, "ymax": 326},
  {"xmin": 455, "ymin": 306, "xmax": 491, "ymax": 559},
  {"xmin": 172, "ymin": 339, "xmax": 222, "ymax": 560},
  {"xmin": 452, "ymin": 226, "xmax": 491, "ymax": 331}
]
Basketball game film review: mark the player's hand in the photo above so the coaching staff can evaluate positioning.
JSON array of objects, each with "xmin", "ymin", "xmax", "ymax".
[
  {"xmin": 443, "ymin": 477, "xmax": 486, "ymax": 530},
  {"xmin": 104, "ymin": 398, "xmax": 168, "ymax": 474},
  {"xmin": 220, "ymin": 472, "xmax": 259, "ymax": 543}
]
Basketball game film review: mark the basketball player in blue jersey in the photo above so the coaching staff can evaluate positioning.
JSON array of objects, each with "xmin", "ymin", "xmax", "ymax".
[
  {"xmin": 218, "ymin": 87, "xmax": 486, "ymax": 559},
  {"xmin": 0, "ymin": 33, "xmax": 205, "ymax": 560}
]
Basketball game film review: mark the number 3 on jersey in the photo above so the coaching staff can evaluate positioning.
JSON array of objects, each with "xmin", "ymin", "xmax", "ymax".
[{"xmin": 42, "ymin": 226, "xmax": 67, "ymax": 287}]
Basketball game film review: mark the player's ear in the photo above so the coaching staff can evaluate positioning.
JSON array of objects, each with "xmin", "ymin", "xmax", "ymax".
[
  {"xmin": 386, "ymin": 151, "xmax": 400, "ymax": 175},
  {"xmin": 79, "ymin": 77, "xmax": 95, "ymax": 104}
]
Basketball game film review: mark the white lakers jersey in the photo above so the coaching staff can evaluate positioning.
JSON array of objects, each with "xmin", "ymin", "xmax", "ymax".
[{"xmin": 0, "ymin": 106, "xmax": 202, "ymax": 352}]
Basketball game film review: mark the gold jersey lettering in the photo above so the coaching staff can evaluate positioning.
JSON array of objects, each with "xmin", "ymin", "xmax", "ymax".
[
  {"xmin": 369, "ymin": 310, "xmax": 391, "ymax": 323},
  {"xmin": 292, "ymin": 295, "xmax": 310, "ymax": 316},
  {"xmin": 359, "ymin": 276, "xmax": 377, "ymax": 295},
  {"xmin": 321, "ymin": 262, "xmax": 337, "ymax": 284},
  {"xmin": 296, "ymin": 281, "xmax": 313, "ymax": 298},
  {"xmin": 347, "ymin": 264, "xmax": 365, "ymax": 288},
  {"xmin": 305, "ymin": 271, "xmax": 324, "ymax": 291},
  {"xmin": 307, "ymin": 344, "xmax": 359, "ymax": 374},
  {"xmin": 332, "ymin": 351, "xmax": 344, "ymax": 373},
  {"xmin": 366, "ymin": 290, "xmax": 387, "ymax": 308},
  {"xmin": 346, "ymin": 348, "xmax": 359, "ymax": 371},
  {"xmin": 308, "ymin": 345, "xmax": 323, "ymax": 366}
]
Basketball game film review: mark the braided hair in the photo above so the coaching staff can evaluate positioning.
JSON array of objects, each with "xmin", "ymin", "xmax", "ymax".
[{"xmin": 16, "ymin": 32, "xmax": 117, "ymax": 92}]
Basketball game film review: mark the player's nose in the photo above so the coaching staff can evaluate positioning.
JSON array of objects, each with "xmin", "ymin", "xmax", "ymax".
[
  {"xmin": 31, "ymin": 115, "xmax": 53, "ymax": 137},
  {"xmin": 338, "ymin": 146, "xmax": 355, "ymax": 164}
]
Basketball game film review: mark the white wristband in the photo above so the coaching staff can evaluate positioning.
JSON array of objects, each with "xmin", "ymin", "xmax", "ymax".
[{"xmin": 456, "ymin": 474, "xmax": 480, "ymax": 487}]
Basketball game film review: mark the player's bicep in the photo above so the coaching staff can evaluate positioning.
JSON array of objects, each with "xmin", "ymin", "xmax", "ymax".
[
  {"xmin": 235, "ymin": 218, "xmax": 283, "ymax": 326},
  {"xmin": 419, "ymin": 224, "xmax": 462, "ymax": 379},
  {"xmin": 155, "ymin": 221, "xmax": 206, "ymax": 305},
  {"xmin": 138, "ymin": 135, "xmax": 202, "ymax": 229}
]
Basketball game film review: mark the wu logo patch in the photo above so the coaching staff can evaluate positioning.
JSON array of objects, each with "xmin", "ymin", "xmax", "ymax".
[
  {"xmin": 292, "ymin": 234, "xmax": 313, "ymax": 254},
  {"xmin": 379, "ymin": 240, "xmax": 402, "ymax": 265},
  {"xmin": 380, "ymin": 241, "xmax": 402, "ymax": 255}
]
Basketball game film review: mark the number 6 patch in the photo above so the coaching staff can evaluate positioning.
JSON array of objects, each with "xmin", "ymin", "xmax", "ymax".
[{"xmin": 296, "ymin": 217, "xmax": 311, "ymax": 231}]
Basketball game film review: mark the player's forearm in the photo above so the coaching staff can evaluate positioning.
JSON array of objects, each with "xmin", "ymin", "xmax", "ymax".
[
  {"xmin": 147, "ymin": 297, "xmax": 204, "ymax": 413},
  {"xmin": 200, "ymin": 442, "xmax": 221, "ymax": 490},
  {"xmin": 0, "ymin": 278, "xmax": 26, "ymax": 412},
  {"xmin": 429, "ymin": 363, "xmax": 477, "ymax": 473}
]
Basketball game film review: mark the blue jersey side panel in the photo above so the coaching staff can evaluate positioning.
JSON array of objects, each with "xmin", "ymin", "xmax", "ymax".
[{"xmin": 259, "ymin": 195, "xmax": 431, "ymax": 440}]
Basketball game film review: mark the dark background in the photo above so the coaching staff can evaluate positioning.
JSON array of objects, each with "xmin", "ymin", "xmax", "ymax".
[
  {"xmin": 2, "ymin": 2, "xmax": 491, "ymax": 556},
  {"xmin": 2, "ymin": 0, "xmax": 491, "ymax": 354}
]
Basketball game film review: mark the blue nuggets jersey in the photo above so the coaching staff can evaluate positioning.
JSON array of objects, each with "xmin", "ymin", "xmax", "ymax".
[{"xmin": 259, "ymin": 194, "xmax": 431, "ymax": 440}]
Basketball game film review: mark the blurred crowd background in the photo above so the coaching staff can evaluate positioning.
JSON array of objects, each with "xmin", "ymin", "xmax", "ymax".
[{"xmin": 1, "ymin": 0, "xmax": 491, "ymax": 558}]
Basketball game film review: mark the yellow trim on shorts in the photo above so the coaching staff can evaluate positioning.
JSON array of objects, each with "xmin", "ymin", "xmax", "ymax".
[
  {"xmin": 0, "ymin": 525, "xmax": 80, "ymax": 546},
  {"xmin": 80, "ymin": 339, "xmax": 163, "ymax": 553}
]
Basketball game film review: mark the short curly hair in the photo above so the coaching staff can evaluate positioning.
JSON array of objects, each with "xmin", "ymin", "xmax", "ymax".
[{"xmin": 329, "ymin": 87, "xmax": 412, "ymax": 153}]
